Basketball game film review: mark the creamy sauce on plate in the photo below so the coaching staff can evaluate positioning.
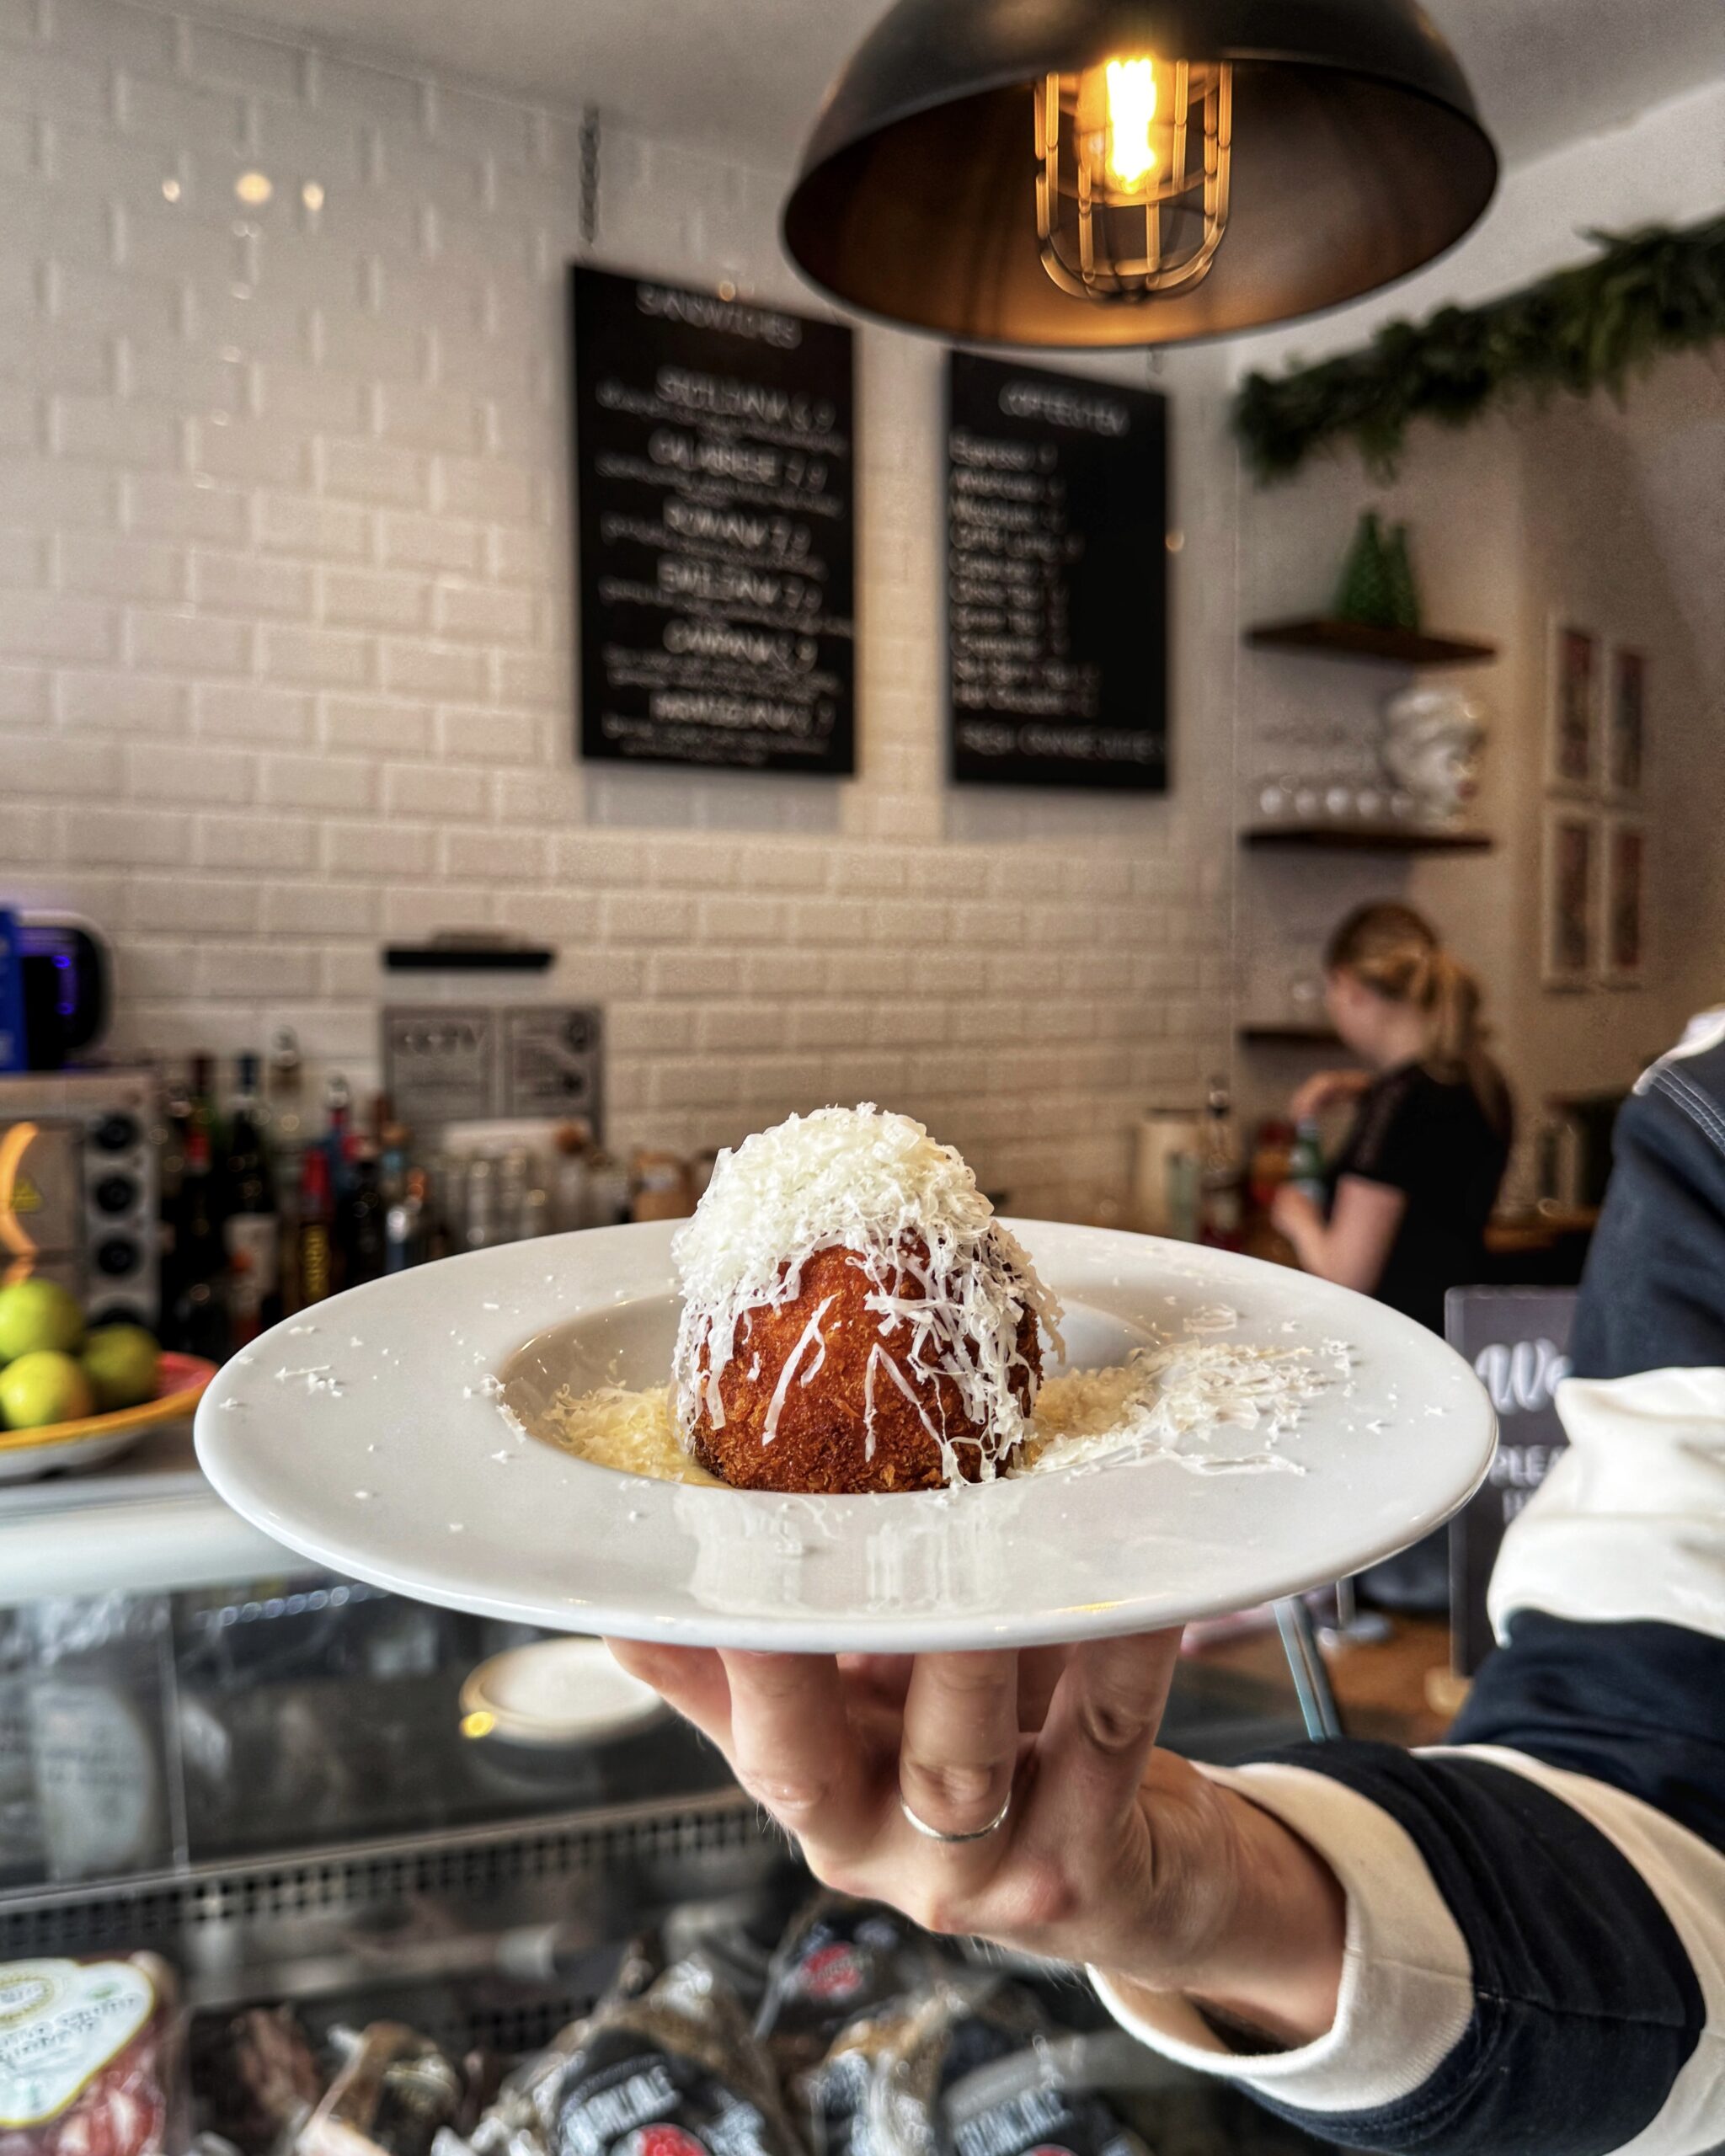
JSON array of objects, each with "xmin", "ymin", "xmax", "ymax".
[{"xmin": 526, "ymin": 1337, "xmax": 1345, "ymax": 1488}]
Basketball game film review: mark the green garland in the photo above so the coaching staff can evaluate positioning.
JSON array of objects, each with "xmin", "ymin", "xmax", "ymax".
[{"xmin": 1234, "ymin": 214, "xmax": 1725, "ymax": 482}]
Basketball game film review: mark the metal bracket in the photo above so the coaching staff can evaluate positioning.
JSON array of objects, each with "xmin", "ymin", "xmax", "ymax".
[{"xmin": 579, "ymin": 104, "xmax": 601, "ymax": 249}]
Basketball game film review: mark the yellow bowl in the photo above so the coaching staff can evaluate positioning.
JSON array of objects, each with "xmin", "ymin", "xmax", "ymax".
[{"xmin": 0, "ymin": 1351, "xmax": 217, "ymax": 1456}]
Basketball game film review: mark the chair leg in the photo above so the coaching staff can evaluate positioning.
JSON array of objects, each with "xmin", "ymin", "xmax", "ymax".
[{"xmin": 1274, "ymin": 1596, "xmax": 1343, "ymax": 1741}]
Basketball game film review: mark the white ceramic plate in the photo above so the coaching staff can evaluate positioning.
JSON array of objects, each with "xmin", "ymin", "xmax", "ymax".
[{"xmin": 195, "ymin": 1221, "xmax": 1495, "ymax": 1652}]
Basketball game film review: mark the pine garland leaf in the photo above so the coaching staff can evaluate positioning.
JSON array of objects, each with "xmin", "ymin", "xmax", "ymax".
[{"xmin": 1234, "ymin": 214, "xmax": 1725, "ymax": 481}]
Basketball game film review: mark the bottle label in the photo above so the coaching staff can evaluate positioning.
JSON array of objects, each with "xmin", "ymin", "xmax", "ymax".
[
  {"xmin": 224, "ymin": 1213, "xmax": 278, "ymax": 1310},
  {"xmin": 300, "ymin": 1224, "xmax": 331, "ymax": 1305}
]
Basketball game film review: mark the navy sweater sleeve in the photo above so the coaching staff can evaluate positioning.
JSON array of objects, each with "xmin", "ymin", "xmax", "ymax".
[{"xmin": 1096, "ymin": 1019, "xmax": 1725, "ymax": 2155}]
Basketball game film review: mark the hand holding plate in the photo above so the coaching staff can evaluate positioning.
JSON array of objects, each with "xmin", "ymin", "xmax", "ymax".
[{"xmin": 609, "ymin": 1631, "xmax": 1343, "ymax": 2045}]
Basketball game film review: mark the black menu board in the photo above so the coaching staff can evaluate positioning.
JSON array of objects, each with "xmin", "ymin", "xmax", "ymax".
[
  {"xmin": 570, "ymin": 267, "xmax": 855, "ymax": 775},
  {"xmin": 947, "ymin": 352, "xmax": 1167, "ymax": 790},
  {"xmin": 1445, "ymin": 1286, "xmax": 1576, "ymax": 1675}
]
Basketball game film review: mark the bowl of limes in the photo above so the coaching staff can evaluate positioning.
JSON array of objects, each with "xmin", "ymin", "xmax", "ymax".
[{"xmin": 0, "ymin": 1278, "xmax": 216, "ymax": 1483}]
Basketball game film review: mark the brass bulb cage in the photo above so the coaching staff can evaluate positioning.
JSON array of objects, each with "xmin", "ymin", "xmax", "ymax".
[{"xmin": 1034, "ymin": 61, "xmax": 1233, "ymax": 301}]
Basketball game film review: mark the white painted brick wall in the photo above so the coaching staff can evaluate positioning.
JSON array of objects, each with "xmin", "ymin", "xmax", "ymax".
[{"xmin": 1, "ymin": 0, "xmax": 1237, "ymax": 1220}]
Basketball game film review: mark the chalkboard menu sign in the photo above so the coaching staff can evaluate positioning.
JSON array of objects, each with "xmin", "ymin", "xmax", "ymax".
[
  {"xmin": 947, "ymin": 352, "xmax": 1167, "ymax": 791},
  {"xmin": 571, "ymin": 266, "xmax": 855, "ymax": 774},
  {"xmin": 1445, "ymin": 1286, "xmax": 1577, "ymax": 1675}
]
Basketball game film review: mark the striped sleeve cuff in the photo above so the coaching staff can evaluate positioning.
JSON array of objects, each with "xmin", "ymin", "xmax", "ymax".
[{"xmin": 1091, "ymin": 1761, "xmax": 1472, "ymax": 2115}]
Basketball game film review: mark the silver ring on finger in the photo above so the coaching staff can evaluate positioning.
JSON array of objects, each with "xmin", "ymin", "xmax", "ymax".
[{"xmin": 899, "ymin": 1785, "xmax": 1012, "ymax": 1844}]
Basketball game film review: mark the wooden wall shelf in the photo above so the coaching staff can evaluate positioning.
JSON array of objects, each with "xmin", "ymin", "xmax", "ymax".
[
  {"xmin": 1239, "ymin": 1024, "xmax": 1343, "ymax": 1047},
  {"xmin": 1247, "ymin": 618, "xmax": 1498, "ymax": 667},
  {"xmin": 1242, "ymin": 824, "xmax": 1494, "ymax": 854}
]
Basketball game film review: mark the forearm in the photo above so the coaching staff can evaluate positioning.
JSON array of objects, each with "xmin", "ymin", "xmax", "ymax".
[
  {"xmin": 1280, "ymin": 1210, "xmax": 1339, "ymax": 1280},
  {"xmin": 1094, "ymin": 1738, "xmax": 1723, "ymax": 2156},
  {"xmin": 1281, "ymin": 1210, "xmax": 1370, "ymax": 1292}
]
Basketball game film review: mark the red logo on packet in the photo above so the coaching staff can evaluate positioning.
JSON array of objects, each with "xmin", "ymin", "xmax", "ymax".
[
  {"xmin": 797, "ymin": 1942, "xmax": 866, "ymax": 2004},
  {"xmin": 621, "ymin": 2127, "xmax": 707, "ymax": 2156},
  {"xmin": 1027, "ymin": 2145, "xmax": 1078, "ymax": 2156}
]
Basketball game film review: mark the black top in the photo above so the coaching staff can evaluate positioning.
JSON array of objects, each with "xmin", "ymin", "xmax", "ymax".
[{"xmin": 1328, "ymin": 1061, "xmax": 1509, "ymax": 1332}]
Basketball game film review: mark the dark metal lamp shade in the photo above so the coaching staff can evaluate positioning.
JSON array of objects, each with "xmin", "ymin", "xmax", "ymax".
[{"xmin": 782, "ymin": 0, "xmax": 1498, "ymax": 346}]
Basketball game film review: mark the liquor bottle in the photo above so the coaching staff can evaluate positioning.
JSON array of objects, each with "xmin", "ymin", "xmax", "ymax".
[
  {"xmin": 222, "ymin": 1054, "xmax": 280, "ymax": 1345},
  {"xmin": 323, "ymin": 1073, "xmax": 355, "ymax": 1200},
  {"xmin": 378, "ymin": 1123, "xmax": 409, "ymax": 1209},
  {"xmin": 550, "ymin": 1122, "xmax": 592, "ymax": 1233},
  {"xmin": 264, "ymin": 1028, "xmax": 306, "ymax": 1315},
  {"xmin": 265, "ymin": 1027, "xmax": 306, "ymax": 1150},
  {"xmin": 296, "ymin": 1146, "xmax": 334, "ymax": 1308},
  {"xmin": 167, "ymin": 1125, "xmax": 231, "ymax": 1358},
  {"xmin": 385, "ymin": 1168, "xmax": 427, "ymax": 1274},
  {"xmin": 338, "ymin": 1144, "xmax": 387, "ymax": 1289},
  {"xmin": 188, "ymin": 1052, "xmax": 222, "ymax": 1155},
  {"xmin": 157, "ymin": 1070, "xmax": 192, "ymax": 1310},
  {"xmin": 423, "ymin": 1155, "xmax": 459, "ymax": 1263},
  {"xmin": 1197, "ymin": 1073, "xmax": 1245, "ymax": 1249},
  {"xmin": 1288, "ymin": 1118, "xmax": 1328, "ymax": 1207},
  {"xmin": 462, "ymin": 1155, "xmax": 499, "ymax": 1251}
]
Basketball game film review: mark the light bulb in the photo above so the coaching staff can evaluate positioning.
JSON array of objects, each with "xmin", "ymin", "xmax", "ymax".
[
  {"xmin": 1035, "ymin": 55, "xmax": 1233, "ymax": 303},
  {"xmin": 1105, "ymin": 57, "xmax": 1157, "ymax": 186}
]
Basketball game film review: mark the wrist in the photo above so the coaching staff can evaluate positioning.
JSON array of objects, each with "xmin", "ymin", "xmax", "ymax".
[{"xmin": 1098, "ymin": 1784, "xmax": 1344, "ymax": 2052}]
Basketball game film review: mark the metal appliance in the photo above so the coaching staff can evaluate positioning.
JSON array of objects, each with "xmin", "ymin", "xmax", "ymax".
[{"xmin": 0, "ymin": 1069, "xmax": 158, "ymax": 1326}]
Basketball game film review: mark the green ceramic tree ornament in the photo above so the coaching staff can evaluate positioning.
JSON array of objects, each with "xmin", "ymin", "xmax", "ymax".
[
  {"xmin": 1384, "ymin": 523, "xmax": 1422, "ymax": 631},
  {"xmin": 1336, "ymin": 510, "xmax": 1395, "ymax": 628}
]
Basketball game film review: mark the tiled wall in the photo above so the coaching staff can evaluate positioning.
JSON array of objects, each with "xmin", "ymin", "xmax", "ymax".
[{"xmin": 0, "ymin": 0, "xmax": 1236, "ymax": 1219}]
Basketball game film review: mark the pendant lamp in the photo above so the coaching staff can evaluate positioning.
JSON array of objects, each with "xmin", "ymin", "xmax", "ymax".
[{"xmin": 782, "ymin": 0, "xmax": 1497, "ymax": 346}]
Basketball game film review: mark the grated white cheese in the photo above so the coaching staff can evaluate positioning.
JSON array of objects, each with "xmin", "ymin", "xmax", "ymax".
[
  {"xmin": 534, "ymin": 1381, "xmax": 717, "ymax": 1486},
  {"xmin": 1020, "ymin": 1341, "xmax": 1342, "ymax": 1476},
  {"xmin": 670, "ymin": 1104, "xmax": 1062, "ymax": 1481}
]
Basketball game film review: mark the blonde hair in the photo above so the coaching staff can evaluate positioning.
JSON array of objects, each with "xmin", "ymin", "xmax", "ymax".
[{"xmin": 1325, "ymin": 902, "xmax": 1508, "ymax": 1130}]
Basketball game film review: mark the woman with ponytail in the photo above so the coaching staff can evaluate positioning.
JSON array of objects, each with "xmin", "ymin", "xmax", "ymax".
[{"xmin": 1270, "ymin": 901, "xmax": 1511, "ymax": 1333}]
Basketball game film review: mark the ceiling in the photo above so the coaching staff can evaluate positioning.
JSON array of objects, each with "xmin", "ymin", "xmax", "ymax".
[{"xmin": 193, "ymin": 0, "xmax": 1725, "ymax": 173}]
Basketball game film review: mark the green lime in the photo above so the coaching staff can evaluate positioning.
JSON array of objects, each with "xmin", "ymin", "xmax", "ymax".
[
  {"xmin": 0, "ymin": 1349, "xmax": 93, "ymax": 1430},
  {"xmin": 0, "ymin": 1277, "xmax": 84, "ymax": 1363},
  {"xmin": 81, "ymin": 1325, "xmax": 161, "ymax": 1413}
]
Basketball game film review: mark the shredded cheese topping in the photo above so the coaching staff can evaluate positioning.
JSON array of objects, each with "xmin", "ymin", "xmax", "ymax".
[
  {"xmin": 670, "ymin": 1104, "xmax": 1063, "ymax": 1481},
  {"xmin": 1019, "ymin": 1342, "xmax": 1340, "ymax": 1476}
]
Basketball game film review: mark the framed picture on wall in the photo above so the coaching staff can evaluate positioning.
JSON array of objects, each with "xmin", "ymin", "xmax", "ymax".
[
  {"xmin": 1541, "ymin": 806, "xmax": 1598, "ymax": 990},
  {"xmin": 1605, "ymin": 645, "xmax": 1647, "ymax": 800},
  {"xmin": 1602, "ymin": 817, "xmax": 1648, "ymax": 988},
  {"xmin": 1546, "ymin": 617, "xmax": 1599, "ymax": 795}
]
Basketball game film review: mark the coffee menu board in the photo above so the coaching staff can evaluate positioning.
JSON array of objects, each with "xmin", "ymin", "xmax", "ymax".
[
  {"xmin": 571, "ymin": 266, "xmax": 855, "ymax": 774},
  {"xmin": 947, "ymin": 351, "xmax": 1167, "ymax": 790},
  {"xmin": 1445, "ymin": 1285, "xmax": 1576, "ymax": 1674}
]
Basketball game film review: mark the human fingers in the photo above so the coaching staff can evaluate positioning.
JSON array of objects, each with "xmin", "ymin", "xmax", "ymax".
[
  {"xmin": 1288, "ymin": 1076, "xmax": 1323, "ymax": 1122},
  {"xmin": 1017, "ymin": 1646, "xmax": 1069, "ymax": 1730},
  {"xmin": 899, "ymin": 1651, "xmax": 1019, "ymax": 1838},
  {"xmin": 838, "ymin": 1652, "xmax": 915, "ymax": 1709},
  {"xmin": 1032, "ymin": 1630, "xmax": 1181, "ymax": 1829},
  {"xmin": 718, "ymin": 1651, "xmax": 880, "ymax": 1846},
  {"xmin": 606, "ymin": 1639, "xmax": 731, "ymax": 1747}
]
